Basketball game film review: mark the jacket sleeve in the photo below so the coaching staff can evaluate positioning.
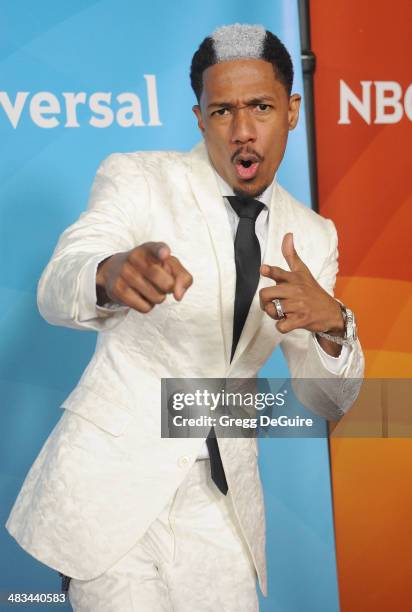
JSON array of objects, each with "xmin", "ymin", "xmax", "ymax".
[
  {"xmin": 37, "ymin": 153, "xmax": 151, "ymax": 332},
  {"xmin": 280, "ymin": 218, "xmax": 365, "ymax": 420}
]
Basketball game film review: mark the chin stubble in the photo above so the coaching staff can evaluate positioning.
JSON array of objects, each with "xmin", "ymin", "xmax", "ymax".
[{"xmin": 233, "ymin": 184, "xmax": 268, "ymax": 199}]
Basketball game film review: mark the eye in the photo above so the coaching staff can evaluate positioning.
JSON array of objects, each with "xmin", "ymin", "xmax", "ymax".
[
  {"xmin": 255, "ymin": 103, "xmax": 271, "ymax": 112},
  {"xmin": 211, "ymin": 107, "xmax": 230, "ymax": 117}
]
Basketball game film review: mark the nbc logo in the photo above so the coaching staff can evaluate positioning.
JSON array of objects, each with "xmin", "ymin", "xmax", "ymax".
[{"xmin": 339, "ymin": 80, "xmax": 412, "ymax": 124}]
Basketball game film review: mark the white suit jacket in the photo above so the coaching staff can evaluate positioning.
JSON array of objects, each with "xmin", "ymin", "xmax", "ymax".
[{"xmin": 5, "ymin": 142, "xmax": 364, "ymax": 596}]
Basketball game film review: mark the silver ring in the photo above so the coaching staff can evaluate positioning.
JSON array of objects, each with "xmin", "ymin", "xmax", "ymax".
[{"xmin": 273, "ymin": 298, "xmax": 285, "ymax": 319}]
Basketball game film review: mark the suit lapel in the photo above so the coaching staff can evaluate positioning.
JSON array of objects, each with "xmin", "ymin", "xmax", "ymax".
[{"xmin": 187, "ymin": 142, "xmax": 236, "ymax": 365}]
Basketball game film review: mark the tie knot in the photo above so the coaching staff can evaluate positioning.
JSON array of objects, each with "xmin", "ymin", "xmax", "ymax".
[{"xmin": 227, "ymin": 196, "xmax": 264, "ymax": 221}]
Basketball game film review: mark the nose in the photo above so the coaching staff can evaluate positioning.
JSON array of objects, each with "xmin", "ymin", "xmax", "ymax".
[{"xmin": 230, "ymin": 107, "xmax": 257, "ymax": 145}]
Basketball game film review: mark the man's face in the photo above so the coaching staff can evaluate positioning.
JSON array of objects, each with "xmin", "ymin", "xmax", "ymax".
[{"xmin": 193, "ymin": 58, "xmax": 301, "ymax": 198}]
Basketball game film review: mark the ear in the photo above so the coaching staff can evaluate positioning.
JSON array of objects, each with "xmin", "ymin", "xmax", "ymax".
[
  {"xmin": 288, "ymin": 94, "xmax": 301, "ymax": 130},
  {"xmin": 192, "ymin": 105, "xmax": 205, "ymax": 133}
]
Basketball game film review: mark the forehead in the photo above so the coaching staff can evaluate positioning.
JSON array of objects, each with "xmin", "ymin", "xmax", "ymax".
[{"xmin": 200, "ymin": 58, "xmax": 286, "ymax": 103}]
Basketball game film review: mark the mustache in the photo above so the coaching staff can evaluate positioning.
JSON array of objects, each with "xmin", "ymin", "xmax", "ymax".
[{"xmin": 231, "ymin": 147, "xmax": 264, "ymax": 164}]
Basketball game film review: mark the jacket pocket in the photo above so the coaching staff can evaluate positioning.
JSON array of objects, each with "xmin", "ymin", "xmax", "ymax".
[{"xmin": 60, "ymin": 384, "xmax": 133, "ymax": 437}]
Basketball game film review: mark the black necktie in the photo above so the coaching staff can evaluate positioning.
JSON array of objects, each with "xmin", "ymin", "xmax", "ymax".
[
  {"xmin": 227, "ymin": 196, "xmax": 265, "ymax": 361},
  {"xmin": 206, "ymin": 196, "xmax": 264, "ymax": 495}
]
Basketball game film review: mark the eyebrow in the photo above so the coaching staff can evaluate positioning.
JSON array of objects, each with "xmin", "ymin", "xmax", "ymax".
[{"xmin": 207, "ymin": 95, "xmax": 277, "ymax": 110}]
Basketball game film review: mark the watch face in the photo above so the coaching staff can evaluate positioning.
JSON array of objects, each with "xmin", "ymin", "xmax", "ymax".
[{"xmin": 345, "ymin": 309, "xmax": 357, "ymax": 342}]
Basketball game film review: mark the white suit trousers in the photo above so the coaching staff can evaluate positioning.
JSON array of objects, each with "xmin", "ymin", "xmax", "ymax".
[{"xmin": 68, "ymin": 459, "xmax": 259, "ymax": 611}]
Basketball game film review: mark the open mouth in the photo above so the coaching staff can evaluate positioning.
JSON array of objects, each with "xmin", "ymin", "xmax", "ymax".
[
  {"xmin": 235, "ymin": 158, "xmax": 260, "ymax": 180},
  {"xmin": 240, "ymin": 159, "xmax": 253, "ymax": 168}
]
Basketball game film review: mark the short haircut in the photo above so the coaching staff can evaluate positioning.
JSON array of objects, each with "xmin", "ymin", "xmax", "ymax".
[{"xmin": 190, "ymin": 23, "xmax": 294, "ymax": 102}]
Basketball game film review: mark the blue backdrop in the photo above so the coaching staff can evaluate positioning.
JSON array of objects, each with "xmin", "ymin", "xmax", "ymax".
[{"xmin": 0, "ymin": 1, "xmax": 339, "ymax": 610}]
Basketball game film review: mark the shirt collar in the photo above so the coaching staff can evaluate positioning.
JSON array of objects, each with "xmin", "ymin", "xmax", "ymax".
[{"xmin": 213, "ymin": 167, "xmax": 275, "ymax": 209}]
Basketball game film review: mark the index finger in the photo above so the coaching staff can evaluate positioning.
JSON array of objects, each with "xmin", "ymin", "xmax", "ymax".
[
  {"xmin": 129, "ymin": 246, "xmax": 175, "ymax": 294},
  {"xmin": 143, "ymin": 241, "xmax": 171, "ymax": 262},
  {"xmin": 260, "ymin": 264, "xmax": 292, "ymax": 283}
]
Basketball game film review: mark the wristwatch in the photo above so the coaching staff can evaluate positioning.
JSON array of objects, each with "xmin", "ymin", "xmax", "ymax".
[{"xmin": 316, "ymin": 303, "xmax": 357, "ymax": 346}]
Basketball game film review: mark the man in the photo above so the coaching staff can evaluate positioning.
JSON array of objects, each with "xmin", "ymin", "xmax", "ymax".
[{"xmin": 5, "ymin": 24, "xmax": 364, "ymax": 611}]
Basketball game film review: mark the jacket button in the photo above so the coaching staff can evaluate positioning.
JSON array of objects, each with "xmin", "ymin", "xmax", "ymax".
[{"xmin": 178, "ymin": 456, "xmax": 190, "ymax": 468}]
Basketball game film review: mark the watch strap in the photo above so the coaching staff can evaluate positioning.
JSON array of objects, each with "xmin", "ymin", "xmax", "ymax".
[{"xmin": 316, "ymin": 303, "xmax": 357, "ymax": 346}]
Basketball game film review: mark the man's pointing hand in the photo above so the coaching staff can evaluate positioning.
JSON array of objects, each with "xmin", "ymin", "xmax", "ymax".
[
  {"xmin": 96, "ymin": 241, "xmax": 193, "ymax": 313},
  {"xmin": 259, "ymin": 232, "xmax": 344, "ymax": 336}
]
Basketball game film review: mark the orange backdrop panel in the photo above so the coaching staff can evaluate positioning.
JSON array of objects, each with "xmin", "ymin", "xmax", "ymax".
[{"xmin": 311, "ymin": 1, "xmax": 412, "ymax": 610}]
